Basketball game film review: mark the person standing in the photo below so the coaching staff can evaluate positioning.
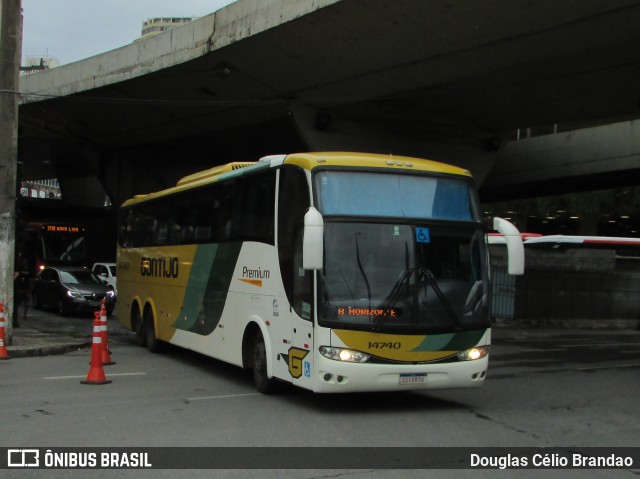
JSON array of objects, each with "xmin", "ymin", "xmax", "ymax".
[{"xmin": 13, "ymin": 258, "xmax": 32, "ymax": 328}]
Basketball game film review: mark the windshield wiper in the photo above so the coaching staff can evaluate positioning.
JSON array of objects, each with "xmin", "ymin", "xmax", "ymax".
[
  {"xmin": 354, "ymin": 233, "xmax": 372, "ymax": 315},
  {"xmin": 374, "ymin": 242, "xmax": 412, "ymax": 331},
  {"xmin": 374, "ymin": 266, "xmax": 413, "ymax": 331},
  {"xmin": 419, "ymin": 268, "xmax": 461, "ymax": 327}
]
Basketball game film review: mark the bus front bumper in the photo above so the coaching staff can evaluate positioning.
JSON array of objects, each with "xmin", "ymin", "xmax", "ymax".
[{"xmin": 312, "ymin": 353, "xmax": 489, "ymax": 393}]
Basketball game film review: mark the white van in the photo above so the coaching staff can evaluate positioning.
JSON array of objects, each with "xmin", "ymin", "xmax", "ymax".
[{"xmin": 92, "ymin": 262, "xmax": 117, "ymax": 296}]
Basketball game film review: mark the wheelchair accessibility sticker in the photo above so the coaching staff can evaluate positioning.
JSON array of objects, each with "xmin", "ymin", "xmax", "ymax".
[{"xmin": 416, "ymin": 227, "xmax": 430, "ymax": 243}]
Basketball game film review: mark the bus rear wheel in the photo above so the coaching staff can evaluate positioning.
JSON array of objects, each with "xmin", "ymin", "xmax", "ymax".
[
  {"xmin": 132, "ymin": 306, "xmax": 146, "ymax": 347},
  {"xmin": 252, "ymin": 333, "xmax": 280, "ymax": 394},
  {"xmin": 143, "ymin": 309, "xmax": 166, "ymax": 353}
]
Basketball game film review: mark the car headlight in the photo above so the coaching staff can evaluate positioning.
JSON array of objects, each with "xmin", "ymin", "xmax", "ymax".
[
  {"xmin": 320, "ymin": 346, "xmax": 370, "ymax": 363},
  {"xmin": 66, "ymin": 290, "xmax": 83, "ymax": 299},
  {"xmin": 106, "ymin": 290, "xmax": 115, "ymax": 298},
  {"xmin": 457, "ymin": 345, "xmax": 490, "ymax": 361}
]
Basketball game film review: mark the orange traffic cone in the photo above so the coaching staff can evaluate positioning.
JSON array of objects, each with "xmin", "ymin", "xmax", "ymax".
[
  {"xmin": 81, "ymin": 313, "xmax": 111, "ymax": 385},
  {"xmin": 99, "ymin": 300, "xmax": 114, "ymax": 365},
  {"xmin": 0, "ymin": 302, "xmax": 9, "ymax": 360}
]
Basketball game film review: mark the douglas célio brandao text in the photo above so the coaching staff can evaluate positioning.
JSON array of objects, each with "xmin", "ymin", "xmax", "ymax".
[{"xmin": 470, "ymin": 452, "xmax": 634, "ymax": 469}]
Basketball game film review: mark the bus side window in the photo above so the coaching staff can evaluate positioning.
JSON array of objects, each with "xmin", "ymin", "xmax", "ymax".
[
  {"xmin": 278, "ymin": 167, "xmax": 312, "ymax": 320},
  {"xmin": 193, "ymin": 191, "xmax": 214, "ymax": 243},
  {"xmin": 119, "ymin": 210, "xmax": 134, "ymax": 247},
  {"xmin": 214, "ymin": 183, "xmax": 235, "ymax": 242},
  {"xmin": 135, "ymin": 211, "xmax": 155, "ymax": 247},
  {"xmin": 244, "ymin": 171, "xmax": 275, "ymax": 244},
  {"xmin": 225, "ymin": 171, "xmax": 275, "ymax": 245}
]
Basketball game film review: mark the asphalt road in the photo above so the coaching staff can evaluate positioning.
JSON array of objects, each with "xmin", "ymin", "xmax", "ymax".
[{"xmin": 1, "ymin": 309, "xmax": 638, "ymax": 478}]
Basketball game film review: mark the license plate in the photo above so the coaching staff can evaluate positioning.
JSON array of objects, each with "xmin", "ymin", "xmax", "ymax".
[{"xmin": 399, "ymin": 373, "xmax": 426, "ymax": 385}]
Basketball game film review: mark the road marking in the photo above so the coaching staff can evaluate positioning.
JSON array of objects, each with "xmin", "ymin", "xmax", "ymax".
[
  {"xmin": 558, "ymin": 343, "xmax": 639, "ymax": 348},
  {"xmin": 519, "ymin": 348, "xmax": 567, "ymax": 352},
  {"xmin": 577, "ymin": 363, "xmax": 640, "ymax": 371},
  {"xmin": 511, "ymin": 338, "xmax": 591, "ymax": 342},
  {"xmin": 44, "ymin": 372, "xmax": 147, "ymax": 380},
  {"xmin": 185, "ymin": 393, "xmax": 259, "ymax": 402}
]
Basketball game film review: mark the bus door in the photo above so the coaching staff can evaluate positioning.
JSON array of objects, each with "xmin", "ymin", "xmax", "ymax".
[
  {"xmin": 262, "ymin": 291, "xmax": 290, "ymax": 384},
  {"xmin": 270, "ymin": 238, "xmax": 314, "ymax": 389},
  {"xmin": 286, "ymin": 269, "xmax": 314, "ymax": 389},
  {"xmin": 277, "ymin": 167, "xmax": 314, "ymax": 389},
  {"xmin": 288, "ymin": 296, "xmax": 313, "ymax": 389}
]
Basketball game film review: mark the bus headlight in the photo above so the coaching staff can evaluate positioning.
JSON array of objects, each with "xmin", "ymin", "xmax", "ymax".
[
  {"xmin": 320, "ymin": 346, "xmax": 370, "ymax": 363},
  {"xmin": 457, "ymin": 346, "xmax": 490, "ymax": 361}
]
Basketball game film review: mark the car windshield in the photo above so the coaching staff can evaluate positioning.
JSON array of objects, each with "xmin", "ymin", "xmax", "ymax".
[
  {"xmin": 318, "ymin": 221, "xmax": 489, "ymax": 334},
  {"xmin": 60, "ymin": 271, "xmax": 102, "ymax": 285},
  {"xmin": 109, "ymin": 265, "xmax": 116, "ymax": 276}
]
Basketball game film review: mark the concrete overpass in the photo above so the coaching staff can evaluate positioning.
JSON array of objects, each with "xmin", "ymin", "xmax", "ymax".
[{"xmin": 17, "ymin": 0, "xmax": 640, "ymax": 208}]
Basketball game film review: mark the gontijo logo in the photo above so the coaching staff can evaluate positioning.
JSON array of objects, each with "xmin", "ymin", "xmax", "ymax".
[
  {"xmin": 238, "ymin": 266, "xmax": 270, "ymax": 287},
  {"xmin": 140, "ymin": 257, "xmax": 179, "ymax": 278}
]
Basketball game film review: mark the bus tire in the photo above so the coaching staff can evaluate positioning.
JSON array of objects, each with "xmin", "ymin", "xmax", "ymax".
[
  {"xmin": 252, "ymin": 332, "xmax": 280, "ymax": 394},
  {"xmin": 132, "ymin": 305, "xmax": 146, "ymax": 347},
  {"xmin": 143, "ymin": 309, "xmax": 166, "ymax": 353}
]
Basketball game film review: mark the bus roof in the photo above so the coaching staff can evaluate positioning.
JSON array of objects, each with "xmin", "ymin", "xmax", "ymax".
[
  {"xmin": 121, "ymin": 152, "xmax": 473, "ymax": 208},
  {"xmin": 283, "ymin": 152, "xmax": 472, "ymax": 176}
]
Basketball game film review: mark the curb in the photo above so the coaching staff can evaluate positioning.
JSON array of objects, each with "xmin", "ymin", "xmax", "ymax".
[
  {"xmin": 5, "ymin": 327, "xmax": 92, "ymax": 359},
  {"xmin": 7, "ymin": 340, "xmax": 92, "ymax": 358}
]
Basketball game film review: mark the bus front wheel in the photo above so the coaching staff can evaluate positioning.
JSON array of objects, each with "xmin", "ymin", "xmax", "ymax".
[{"xmin": 252, "ymin": 333, "xmax": 280, "ymax": 394}]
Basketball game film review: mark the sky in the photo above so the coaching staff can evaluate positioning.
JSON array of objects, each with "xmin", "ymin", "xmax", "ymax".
[{"xmin": 21, "ymin": 0, "xmax": 236, "ymax": 66}]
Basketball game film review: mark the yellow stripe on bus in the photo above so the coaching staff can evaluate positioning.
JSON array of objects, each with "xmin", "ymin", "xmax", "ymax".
[{"xmin": 333, "ymin": 329, "xmax": 457, "ymax": 362}]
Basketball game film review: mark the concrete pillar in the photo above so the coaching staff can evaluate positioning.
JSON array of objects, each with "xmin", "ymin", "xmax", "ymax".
[{"xmin": 0, "ymin": 0, "xmax": 22, "ymax": 339}]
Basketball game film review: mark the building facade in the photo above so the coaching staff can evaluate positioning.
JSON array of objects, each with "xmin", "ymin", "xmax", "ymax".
[{"xmin": 140, "ymin": 17, "xmax": 195, "ymax": 39}]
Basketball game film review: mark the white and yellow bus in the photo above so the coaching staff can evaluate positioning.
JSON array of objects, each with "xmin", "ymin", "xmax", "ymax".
[{"xmin": 116, "ymin": 152, "xmax": 524, "ymax": 393}]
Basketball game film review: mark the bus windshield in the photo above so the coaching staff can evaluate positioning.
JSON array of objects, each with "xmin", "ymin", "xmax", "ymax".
[
  {"xmin": 318, "ymin": 221, "xmax": 489, "ymax": 334},
  {"xmin": 315, "ymin": 170, "xmax": 479, "ymax": 221},
  {"xmin": 40, "ymin": 232, "xmax": 87, "ymax": 264}
]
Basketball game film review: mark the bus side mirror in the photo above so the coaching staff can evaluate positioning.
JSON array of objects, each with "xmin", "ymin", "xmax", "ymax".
[
  {"xmin": 303, "ymin": 207, "xmax": 324, "ymax": 270},
  {"xmin": 493, "ymin": 217, "xmax": 525, "ymax": 275}
]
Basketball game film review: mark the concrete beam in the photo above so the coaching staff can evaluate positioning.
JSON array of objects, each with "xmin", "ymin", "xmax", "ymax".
[
  {"xmin": 483, "ymin": 119, "xmax": 640, "ymax": 194},
  {"xmin": 52, "ymin": 147, "xmax": 109, "ymax": 207},
  {"xmin": 19, "ymin": 0, "xmax": 341, "ymax": 100},
  {"xmin": 16, "ymin": 0, "xmax": 640, "ymax": 204},
  {"xmin": 289, "ymin": 104, "xmax": 499, "ymax": 185}
]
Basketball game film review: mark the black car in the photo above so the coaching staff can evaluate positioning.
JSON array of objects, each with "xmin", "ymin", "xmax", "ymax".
[{"xmin": 32, "ymin": 267, "xmax": 116, "ymax": 316}]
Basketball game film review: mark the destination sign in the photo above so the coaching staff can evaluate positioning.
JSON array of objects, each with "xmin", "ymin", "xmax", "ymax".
[
  {"xmin": 336, "ymin": 307, "xmax": 402, "ymax": 317},
  {"xmin": 44, "ymin": 225, "xmax": 81, "ymax": 233}
]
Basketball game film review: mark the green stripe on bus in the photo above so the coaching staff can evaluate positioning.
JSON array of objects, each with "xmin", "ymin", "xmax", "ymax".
[
  {"xmin": 173, "ymin": 242, "xmax": 242, "ymax": 335},
  {"xmin": 410, "ymin": 329, "xmax": 486, "ymax": 352}
]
